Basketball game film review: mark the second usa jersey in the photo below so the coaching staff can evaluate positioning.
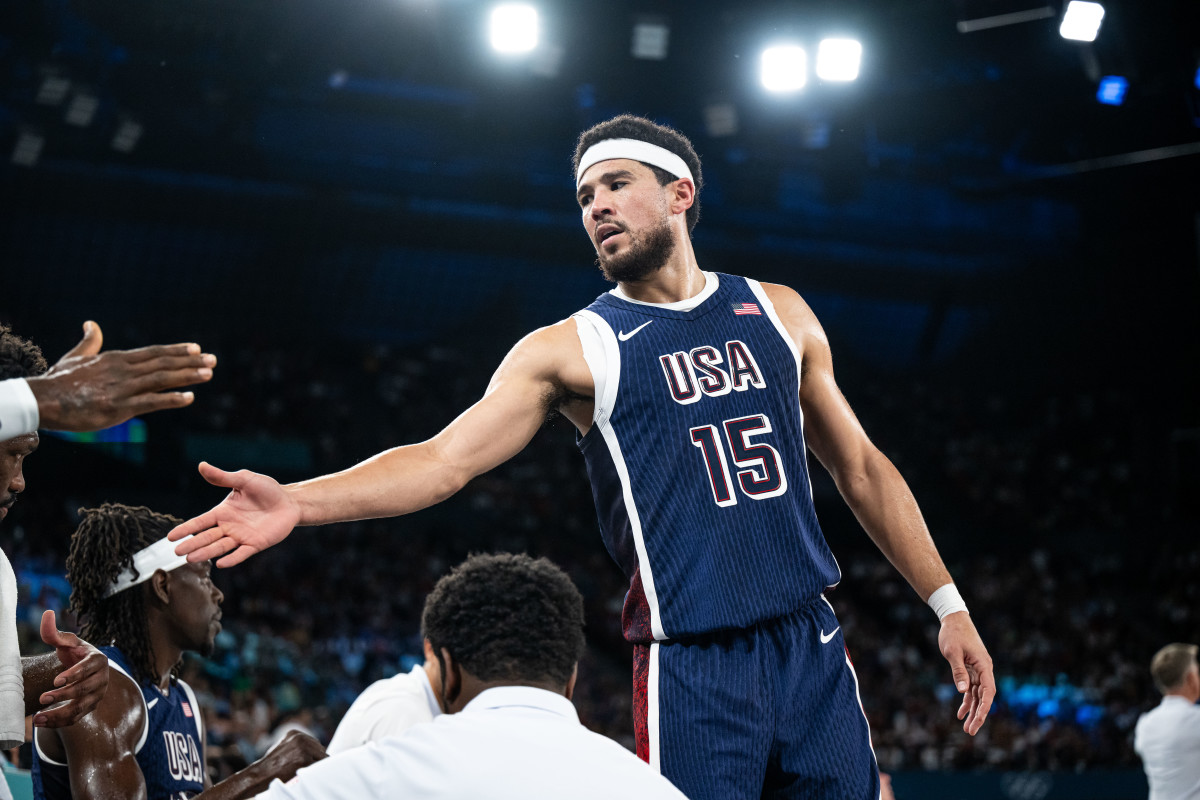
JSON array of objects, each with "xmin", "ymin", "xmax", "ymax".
[{"xmin": 575, "ymin": 272, "xmax": 840, "ymax": 642}]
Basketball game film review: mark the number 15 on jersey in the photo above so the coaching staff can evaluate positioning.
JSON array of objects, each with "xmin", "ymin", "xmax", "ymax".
[{"xmin": 689, "ymin": 413, "xmax": 789, "ymax": 506}]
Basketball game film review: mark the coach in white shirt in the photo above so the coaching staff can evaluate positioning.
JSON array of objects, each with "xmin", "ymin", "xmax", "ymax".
[
  {"xmin": 1135, "ymin": 643, "xmax": 1200, "ymax": 800},
  {"xmin": 253, "ymin": 553, "xmax": 687, "ymax": 800},
  {"xmin": 325, "ymin": 648, "xmax": 441, "ymax": 755}
]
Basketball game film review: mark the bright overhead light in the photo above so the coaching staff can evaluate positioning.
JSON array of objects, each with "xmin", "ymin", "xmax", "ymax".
[
  {"xmin": 631, "ymin": 21, "xmax": 670, "ymax": 60},
  {"xmin": 490, "ymin": 4, "xmax": 538, "ymax": 54},
  {"xmin": 816, "ymin": 38, "xmax": 862, "ymax": 81},
  {"xmin": 761, "ymin": 45, "xmax": 807, "ymax": 93},
  {"xmin": 1059, "ymin": 1, "xmax": 1105, "ymax": 42}
]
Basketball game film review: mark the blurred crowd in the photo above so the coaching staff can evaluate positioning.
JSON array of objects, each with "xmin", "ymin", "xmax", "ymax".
[{"xmin": 6, "ymin": 334, "xmax": 1196, "ymax": 775}]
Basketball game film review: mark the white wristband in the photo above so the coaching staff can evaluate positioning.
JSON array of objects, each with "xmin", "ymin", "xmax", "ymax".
[
  {"xmin": 0, "ymin": 378, "xmax": 39, "ymax": 439},
  {"xmin": 927, "ymin": 583, "xmax": 969, "ymax": 621}
]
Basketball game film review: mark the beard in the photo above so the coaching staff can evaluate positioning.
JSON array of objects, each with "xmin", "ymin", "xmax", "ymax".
[{"xmin": 595, "ymin": 215, "xmax": 676, "ymax": 284}]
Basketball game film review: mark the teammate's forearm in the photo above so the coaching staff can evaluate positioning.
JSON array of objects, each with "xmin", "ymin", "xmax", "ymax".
[
  {"xmin": 286, "ymin": 443, "xmax": 472, "ymax": 527},
  {"xmin": 835, "ymin": 452, "xmax": 953, "ymax": 601}
]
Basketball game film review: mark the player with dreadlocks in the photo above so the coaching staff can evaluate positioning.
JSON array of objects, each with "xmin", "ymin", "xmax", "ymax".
[{"xmin": 33, "ymin": 503, "xmax": 325, "ymax": 800}]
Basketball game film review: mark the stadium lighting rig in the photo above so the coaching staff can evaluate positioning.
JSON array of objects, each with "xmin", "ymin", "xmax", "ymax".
[
  {"xmin": 489, "ymin": 3, "xmax": 539, "ymax": 54},
  {"xmin": 1059, "ymin": 1, "xmax": 1105, "ymax": 42}
]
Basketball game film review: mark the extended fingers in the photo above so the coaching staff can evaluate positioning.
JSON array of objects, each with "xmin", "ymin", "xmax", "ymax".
[
  {"xmin": 965, "ymin": 684, "xmax": 994, "ymax": 735},
  {"xmin": 216, "ymin": 544, "xmax": 259, "ymax": 568},
  {"xmin": 172, "ymin": 524, "xmax": 225, "ymax": 554},
  {"xmin": 121, "ymin": 342, "xmax": 205, "ymax": 363}
]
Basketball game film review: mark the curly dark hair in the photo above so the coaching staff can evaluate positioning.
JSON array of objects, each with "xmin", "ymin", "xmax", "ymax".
[
  {"xmin": 421, "ymin": 553, "xmax": 586, "ymax": 688},
  {"xmin": 66, "ymin": 503, "xmax": 183, "ymax": 685},
  {"xmin": 572, "ymin": 114, "xmax": 704, "ymax": 234},
  {"xmin": 0, "ymin": 323, "xmax": 48, "ymax": 380}
]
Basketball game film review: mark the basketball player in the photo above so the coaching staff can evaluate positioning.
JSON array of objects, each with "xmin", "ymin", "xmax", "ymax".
[
  {"xmin": 171, "ymin": 115, "xmax": 994, "ymax": 798},
  {"xmin": 33, "ymin": 503, "xmax": 325, "ymax": 799}
]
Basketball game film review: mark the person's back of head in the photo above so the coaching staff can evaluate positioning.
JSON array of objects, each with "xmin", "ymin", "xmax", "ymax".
[
  {"xmin": 420, "ymin": 552, "xmax": 585, "ymax": 692},
  {"xmin": 66, "ymin": 503, "xmax": 184, "ymax": 684},
  {"xmin": 0, "ymin": 324, "xmax": 48, "ymax": 380},
  {"xmin": 1149, "ymin": 642, "xmax": 1200, "ymax": 698}
]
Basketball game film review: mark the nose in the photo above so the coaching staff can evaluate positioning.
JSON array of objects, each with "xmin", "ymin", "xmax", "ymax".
[
  {"xmin": 589, "ymin": 188, "xmax": 615, "ymax": 220},
  {"xmin": 7, "ymin": 463, "xmax": 25, "ymax": 494},
  {"xmin": 213, "ymin": 585, "xmax": 224, "ymax": 604}
]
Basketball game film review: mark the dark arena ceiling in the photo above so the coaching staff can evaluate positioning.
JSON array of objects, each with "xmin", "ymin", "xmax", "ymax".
[{"xmin": 3, "ymin": 0, "xmax": 1199, "ymax": 379}]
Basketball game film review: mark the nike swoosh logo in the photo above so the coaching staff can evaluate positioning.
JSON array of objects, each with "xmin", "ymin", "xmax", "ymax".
[
  {"xmin": 820, "ymin": 627, "xmax": 840, "ymax": 644},
  {"xmin": 617, "ymin": 321, "xmax": 653, "ymax": 341}
]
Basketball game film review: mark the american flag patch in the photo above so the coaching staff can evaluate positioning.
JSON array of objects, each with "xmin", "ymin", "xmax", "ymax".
[
  {"xmin": 732, "ymin": 302, "xmax": 762, "ymax": 316},
  {"xmin": 181, "ymin": 701, "xmax": 193, "ymax": 717}
]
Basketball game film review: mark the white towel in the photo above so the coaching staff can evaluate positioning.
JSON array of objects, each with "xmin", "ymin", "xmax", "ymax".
[{"xmin": 0, "ymin": 548, "xmax": 25, "ymax": 749}]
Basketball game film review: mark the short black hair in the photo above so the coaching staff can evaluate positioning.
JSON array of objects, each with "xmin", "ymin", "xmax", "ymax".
[
  {"xmin": 421, "ymin": 553, "xmax": 585, "ymax": 688},
  {"xmin": 0, "ymin": 324, "xmax": 48, "ymax": 380},
  {"xmin": 573, "ymin": 114, "xmax": 704, "ymax": 234}
]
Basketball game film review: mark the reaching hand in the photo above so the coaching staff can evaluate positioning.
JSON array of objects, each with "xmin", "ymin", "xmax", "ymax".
[
  {"xmin": 27, "ymin": 321, "xmax": 216, "ymax": 432},
  {"xmin": 260, "ymin": 730, "xmax": 327, "ymax": 782},
  {"xmin": 169, "ymin": 462, "xmax": 302, "ymax": 567},
  {"xmin": 33, "ymin": 610, "xmax": 110, "ymax": 728},
  {"xmin": 938, "ymin": 611, "xmax": 995, "ymax": 735}
]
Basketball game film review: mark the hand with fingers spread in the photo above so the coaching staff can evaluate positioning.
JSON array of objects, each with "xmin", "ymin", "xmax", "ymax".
[
  {"xmin": 26, "ymin": 321, "xmax": 216, "ymax": 432},
  {"xmin": 169, "ymin": 462, "xmax": 302, "ymax": 567},
  {"xmin": 31, "ymin": 610, "xmax": 109, "ymax": 729},
  {"xmin": 938, "ymin": 611, "xmax": 995, "ymax": 735}
]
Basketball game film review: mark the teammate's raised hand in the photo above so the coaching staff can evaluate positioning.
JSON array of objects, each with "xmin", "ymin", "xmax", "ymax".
[
  {"xmin": 28, "ymin": 321, "xmax": 216, "ymax": 432},
  {"xmin": 33, "ymin": 610, "xmax": 110, "ymax": 728},
  {"xmin": 938, "ymin": 611, "xmax": 995, "ymax": 735},
  {"xmin": 169, "ymin": 462, "xmax": 301, "ymax": 567}
]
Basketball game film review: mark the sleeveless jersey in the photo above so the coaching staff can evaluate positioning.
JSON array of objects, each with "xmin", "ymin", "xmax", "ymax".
[
  {"xmin": 33, "ymin": 646, "xmax": 206, "ymax": 800},
  {"xmin": 575, "ymin": 273, "xmax": 840, "ymax": 642}
]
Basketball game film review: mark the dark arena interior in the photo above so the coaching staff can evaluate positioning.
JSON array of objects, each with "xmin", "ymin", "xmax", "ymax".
[{"xmin": 2, "ymin": 0, "xmax": 1198, "ymax": 797}]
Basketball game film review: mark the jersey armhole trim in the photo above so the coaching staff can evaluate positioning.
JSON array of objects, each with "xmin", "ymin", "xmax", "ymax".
[
  {"xmin": 107, "ymin": 660, "xmax": 151, "ymax": 754},
  {"xmin": 572, "ymin": 311, "xmax": 621, "ymax": 429}
]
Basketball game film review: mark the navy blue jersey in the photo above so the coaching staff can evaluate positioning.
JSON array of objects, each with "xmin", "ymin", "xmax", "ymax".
[
  {"xmin": 33, "ymin": 646, "xmax": 206, "ymax": 800},
  {"xmin": 575, "ymin": 273, "xmax": 840, "ymax": 642}
]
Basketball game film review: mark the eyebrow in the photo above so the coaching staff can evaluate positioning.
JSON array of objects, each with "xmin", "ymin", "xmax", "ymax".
[{"xmin": 576, "ymin": 169, "xmax": 637, "ymax": 200}]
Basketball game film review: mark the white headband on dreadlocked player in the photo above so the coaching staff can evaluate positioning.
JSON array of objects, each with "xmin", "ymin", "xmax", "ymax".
[
  {"xmin": 104, "ymin": 537, "xmax": 190, "ymax": 597},
  {"xmin": 575, "ymin": 138, "xmax": 694, "ymax": 187}
]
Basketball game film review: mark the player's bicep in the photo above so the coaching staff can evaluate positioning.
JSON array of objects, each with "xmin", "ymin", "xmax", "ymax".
[
  {"xmin": 426, "ymin": 325, "xmax": 571, "ymax": 479},
  {"xmin": 59, "ymin": 712, "xmax": 148, "ymax": 800}
]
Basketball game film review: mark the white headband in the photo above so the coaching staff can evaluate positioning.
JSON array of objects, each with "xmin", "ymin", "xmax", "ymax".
[
  {"xmin": 575, "ymin": 138, "xmax": 694, "ymax": 187},
  {"xmin": 105, "ymin": 537, "xmax": 191, "ymax": 597}
]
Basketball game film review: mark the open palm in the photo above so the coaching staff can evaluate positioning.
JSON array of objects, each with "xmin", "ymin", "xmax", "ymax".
[{"xmin": 168, "ymin": 462, "xmax": 302, "ymax": 567}]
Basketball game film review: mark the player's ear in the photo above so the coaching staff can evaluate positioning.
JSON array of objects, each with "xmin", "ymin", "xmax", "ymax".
[
  {"xmin": 439, "ymin": 647, "xmax": 462, "ymax": 709},
  {"xmin": 149, "ymin": 569, "xmax": 171, "ymax": 605},
  {"xmin": 668, "ymin": 178, "xmax": 695, "ymax": 216},
  {"xmin": 564, "ymin": 663, "xmax": 578, "ymax": 701}
]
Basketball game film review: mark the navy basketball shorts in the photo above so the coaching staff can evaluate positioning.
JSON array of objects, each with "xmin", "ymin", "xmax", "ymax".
[{"xmin": 632, "ymin": 595, "xmax": 880, "ymax": 800}]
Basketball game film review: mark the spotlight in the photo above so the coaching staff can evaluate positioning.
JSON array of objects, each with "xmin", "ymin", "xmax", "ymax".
[
  {"xmin": 12, "ymin": 131, "xmax": 44, "ymax": 167},
  {"xmin": 1059, "ymin": 1, "xmax": 1105, "ymax": 42},
  {"xmin": 815, "ymin": 38, "xmax": 862, "ymax": 82},
  {"xmin": 1096, "ymin": 75, "xmax": 1127, "ymax": 105},
  {"xmin": 1194, "ymin": 65, "xmax": 1200, "ymax": 91},
  {"xmin": 703, "ymin": 103, "xmax": 739, "ymax": 137},
  {"xmin": 631, "ymin": 18, "xmax": 670, "ymax": 60},
  {"xmin": 489, "ymin": 4, "xmax": 538, "ymax": 54},
  {"xmin": 36, "ymin": 75, "xmax": 71, "ymax": 106},
  {"xmin": 112, "ymin": 119, "xmax": 144, "ymax": 153},
  {"xmin": 64, "ymin": 92, "xmax": 99, "ymax": 127},
  {"xmin": 761, "ymin": 45, "xmax": 807, "ymax": 93}
]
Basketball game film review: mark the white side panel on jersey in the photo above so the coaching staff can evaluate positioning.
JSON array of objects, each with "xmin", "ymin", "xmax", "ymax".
[
  {"xmin": 648, "ymin": 642, "xmax": 662, "ymax": 773},
  {"xmin": 822, "ymin": 594, "xmax": 881, "ymax": 783},
  {"xmin": 573, "ymin": 311, "xmax": 666, "ymax": 641},
  {"xmin": 749, "ymin": 280, "xmax": 842, "ymax": 588}
]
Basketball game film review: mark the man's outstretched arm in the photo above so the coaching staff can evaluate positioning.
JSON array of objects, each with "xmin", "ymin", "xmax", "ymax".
[
  {"xmin": 764, "ymin": 282, "xmax": 995, "ymax": 736},
  {"xmin": 171, "ymin": 320, "xmax": 588, "ymax": 567},
  {"xmin": 0, "ymin": 321, "xmax": 216, "ymax": 436}
]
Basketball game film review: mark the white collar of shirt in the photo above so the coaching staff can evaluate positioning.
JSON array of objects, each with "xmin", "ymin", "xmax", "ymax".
[
  {"xmin": 416, "ymin": 665, "xmax": 443, "ymax": 719},
  {"xmin": 1159, "ymin": 695, "xmax": 1199, "ymax": 708},
  {"xmin": 461, "ymin": 686, "xmax": 579, "ymax": 723},
  {"xmin": 610, "ymin": 271, "xmax": 718, "ymax": 312}
]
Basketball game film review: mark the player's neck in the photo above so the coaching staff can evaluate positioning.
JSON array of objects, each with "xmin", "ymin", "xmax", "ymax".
[
  {"xmin": 145, "ymin": 627, "xmax": 185, "ymax": 691},
  {"xmin": 616, "ymin": 242, "xmax": 703, "ymax": 304}
]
